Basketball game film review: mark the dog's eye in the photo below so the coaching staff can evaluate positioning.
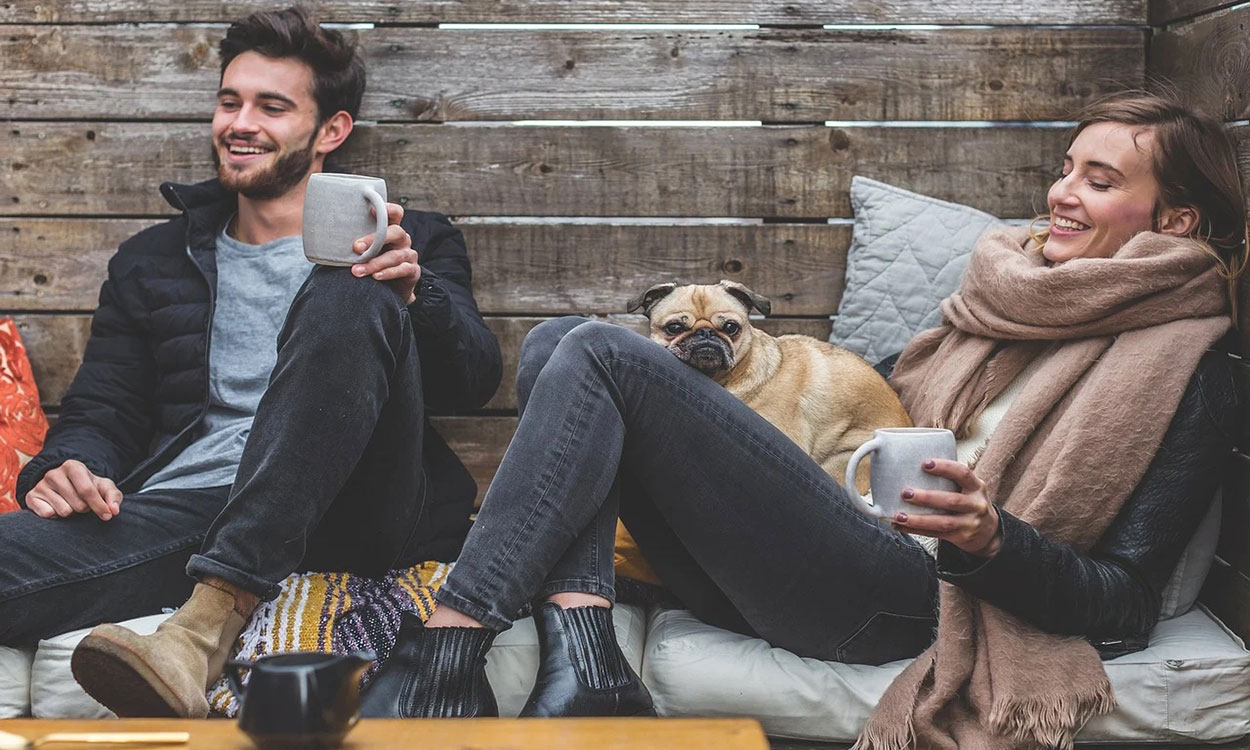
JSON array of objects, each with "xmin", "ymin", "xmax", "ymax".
[
  {"xmin": 664, "ymin": 322, "xmax": 686, "ymax": 335},
  {"xmin": 722, "ymin": 321, "xmax": 741, "ymax": 335}
]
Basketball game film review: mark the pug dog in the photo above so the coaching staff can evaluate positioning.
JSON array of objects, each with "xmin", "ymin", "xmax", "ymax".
[{"xmin": 627, "ymin": 280, "xmax": 912, "ymax": 492}]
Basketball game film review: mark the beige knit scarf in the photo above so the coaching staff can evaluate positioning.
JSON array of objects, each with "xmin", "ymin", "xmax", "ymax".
[{"xmin": 856, "ymin": 227, "xmax": 1230, "ymax": 750}]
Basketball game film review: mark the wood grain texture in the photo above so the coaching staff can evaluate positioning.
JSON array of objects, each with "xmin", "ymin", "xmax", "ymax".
[
  {"xmin": 0, "ymin": 718, "xmax": 769, "ymax": 750},
  {"xmin": 1148, "ymin": 0, "xmax": 1241, "ymax": 25},
  {"xmin": 0, "ymin": 123, "xmax": 1066, "ymax": 218},
  {"xmin": 0, "ymin": 218, "xmax": 141, "ymax": 311},
  {"xmin": 12, "ymin": 314, "xmax": 91, "ymax": 410},
  {"xmin": 1, "ymin": 26, "xmax": 1144, "ymax": 122},
  {"xmin": 0, "ymin": 219, "xmax": 849, "ymax": 314},
  {"xmin": 14, "ymin": 313, "xmax": 833, "ymax": 412},
  {"xmin": 0, "ymin": 0, "xmax": 1148, "ymax": 25},
  {"xmin": 1148, "ymin": 4, "xmax": 1250, "ymax": 120}
]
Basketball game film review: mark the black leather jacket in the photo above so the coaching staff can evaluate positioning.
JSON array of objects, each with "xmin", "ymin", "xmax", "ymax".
[{"xmin": 881, "ymin": 346, "xmax": 1240, "ymax": 656}]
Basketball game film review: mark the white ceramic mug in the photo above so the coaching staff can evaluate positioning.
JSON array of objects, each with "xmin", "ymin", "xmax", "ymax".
[
  {"xmin": 302, "ymin": 173, "xmax": 389, "ymax": 266},
  {"xmin": 844, "ymin": 427, "xmax": 958, "ymax": 520}
]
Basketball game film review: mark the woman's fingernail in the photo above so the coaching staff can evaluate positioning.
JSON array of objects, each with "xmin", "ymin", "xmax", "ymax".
[
  {"xmin": 355, "ymin": 240, "xmax": 366, "ymax": 250},
  {"xmin": 923, "ymin": 460, "xmax": 936, "ymax": 469},
  {"xmin": 901, "ymin": 488, "xmax": 914, "ymax": 499},
  {"xmin": 895, "ymin": 512, "xmax": 909, "ymax": 523}
]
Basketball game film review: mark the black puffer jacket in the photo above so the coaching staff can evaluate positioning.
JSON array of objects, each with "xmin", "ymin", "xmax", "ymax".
[{"xmin": 17, "ymin": 179, "xmax": 502, "ymax": 560}]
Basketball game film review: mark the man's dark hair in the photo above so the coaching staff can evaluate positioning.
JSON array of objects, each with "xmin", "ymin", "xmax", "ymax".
[{"xmin": 218, "ymin": 6, "xmax": 366, "ymax": 123}]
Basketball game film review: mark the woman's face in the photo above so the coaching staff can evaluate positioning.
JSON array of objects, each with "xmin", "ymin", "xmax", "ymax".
[{"xmin": 1044, "ymin": 122, "xmax": 1162, "ymax": 263}]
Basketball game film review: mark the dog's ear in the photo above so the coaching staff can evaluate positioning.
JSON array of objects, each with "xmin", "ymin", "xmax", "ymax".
[
  {"xmin": 627, "ymin": 282, "xmax": 679, "ymax": 316},
  {"xmin": 718, "ymin": 280, "xmax": 772, "ymax": 316}
]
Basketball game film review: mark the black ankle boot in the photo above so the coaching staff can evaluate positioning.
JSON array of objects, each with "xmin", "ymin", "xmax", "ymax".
[
  {"xmin": 520, "ymin": 602, "xmax": 656, "ymax": 717},
  {"xmin": 359, "ymin": 611, "xmax": 498, "ymax": 718}
]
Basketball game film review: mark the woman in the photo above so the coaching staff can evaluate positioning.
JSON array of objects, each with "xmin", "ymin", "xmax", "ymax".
[{"xmin": 362, "ymin": 93, "xmax": 1247, "ymax": 748}]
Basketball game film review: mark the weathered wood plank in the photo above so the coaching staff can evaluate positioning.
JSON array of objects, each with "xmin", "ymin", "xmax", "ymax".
[
  {"xmin": 1, "ymin": 26, "xmax": 1144, "ymax": 122},
  {"xmin": 11, "ymin": 314, "xmax": 92, "ymax": 412},
  {"xmin": 468, "ymin": 223, "xmax": 848, "ymax": 316},
  {"xmin": 0, "ymin": 218, "xmax": 138, "ymax": 311},
  {"xmin": 0, "ymin": 123, "xmax": 1066, "ymax": 218},
  {"xmin": 431, "ymin": 416, "xmax": 514, "ymax": 507},
  {"xmin": 1149, "ymin": 4, "xmax": 1250, "ymax": 120},
  {"xmin": 0, "ymin": 0, "xmax": 1148, "ymax": 26},
  {"xmin": 1200, "ymin": 559, "xmax": 1250, "ymax": 643},
  {"xmin": 14, "ymin": 313, "xmax": 834, "ymax": 412},
  {"xmin": 0, "ymin": 218, "xmax": 850, "ymax": 314},
  {"xmin": 1148, "ymin": 0, "xmax": 1241, "ymax": 25}
]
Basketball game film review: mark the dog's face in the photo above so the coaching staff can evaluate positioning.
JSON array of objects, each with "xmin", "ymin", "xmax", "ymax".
[{"xmin": 628, "ymin": 281, "xmax": 771, "ymax": 380}]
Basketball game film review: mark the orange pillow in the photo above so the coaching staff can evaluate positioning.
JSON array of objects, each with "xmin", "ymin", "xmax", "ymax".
[{"xmin": 0, "ymin": 318, "xmax": 49, "ymax": 513}]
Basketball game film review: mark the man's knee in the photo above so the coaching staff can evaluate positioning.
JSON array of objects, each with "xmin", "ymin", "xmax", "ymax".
[
  {"xmin": 283, "ymin": 266, "xmax": 407, "ymax": 345},
  {"xmin": 297, "ymin": 266, "xmax": 404, "ymax": 317}
]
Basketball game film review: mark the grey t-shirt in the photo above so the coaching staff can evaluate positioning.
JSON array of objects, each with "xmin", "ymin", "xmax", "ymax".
[{"xmin": 141, "ymin": 226, "xmax": 313, "ymax": 493}]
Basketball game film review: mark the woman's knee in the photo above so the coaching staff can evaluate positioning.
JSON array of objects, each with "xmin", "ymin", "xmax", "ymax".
[
  {"xmin": 521, "ymin": 317, "xmax": 592, "ymax": 365},
  {"xmin": 517, "ymin": 317, "xmax": 594, "ymax": 403}
]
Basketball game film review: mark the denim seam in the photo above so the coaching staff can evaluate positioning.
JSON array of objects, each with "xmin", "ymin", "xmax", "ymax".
[
  {"xmin": 537, "ymin": 577, "xmax": 615, "ymax": 600},
  {"xmin": 600, "ymin": 348, "xmax": 886, "ymax": 535},
  {"xmin": 606, "ymin": 350, "xmax": 836, "ymax": 497},
  {"xmin": 185, "ymin": 554, "xmax": 278, "ymax": 599},
  {"xmin": 0, "ymin": 532, "xmax": 205, "ymax": 602},
  {"xmin": 434, "ymin": 586, "xmax": 508, "ymax": 631},
  {"xmin": 477, "ymin": 363, "xmax": 602, "ymax": 611},
  {"xmin": 834, "ymin": 609, "xmax": 937, "ymax": 662}
]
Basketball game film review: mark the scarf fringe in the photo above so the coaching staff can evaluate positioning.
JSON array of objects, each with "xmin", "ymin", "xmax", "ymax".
[
  {"xmin": 851, "ymin": 718, "xmax": 914, "ymax": 750},
  {"xmin": 987, "ymin": 682, "xmax": 1116, "ymax": 749}
]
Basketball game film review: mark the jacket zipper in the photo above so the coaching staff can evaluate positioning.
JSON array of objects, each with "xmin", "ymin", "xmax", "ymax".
[{"xmin": 118, "ymin": 239, "xmax": 217, "ymax": 490}]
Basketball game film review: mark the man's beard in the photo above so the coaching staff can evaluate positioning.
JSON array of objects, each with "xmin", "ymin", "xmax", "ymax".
[{"xmin": 213, "ymin": 131, "xmax": 317, "ymax": 200}]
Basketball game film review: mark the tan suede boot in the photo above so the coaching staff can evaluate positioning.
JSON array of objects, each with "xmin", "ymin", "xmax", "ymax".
[{"xmin": 70, "ymin": 581, "xmax": 252, "ymax": 717}]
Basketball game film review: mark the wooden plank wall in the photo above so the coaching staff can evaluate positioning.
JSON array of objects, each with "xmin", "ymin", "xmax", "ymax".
[
  {"xmin": 1, "ymin": 0, "xmax": 1161, "ymax": 603},
  {"xmin": 1149, "ymin": 0, "xmax": 1250, "ymax": 641}
]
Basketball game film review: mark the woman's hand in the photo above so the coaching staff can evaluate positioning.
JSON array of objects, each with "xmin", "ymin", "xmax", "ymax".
[{"xmin": 890, "ymin": 459, "xmax": 1002, "ymax": 558}]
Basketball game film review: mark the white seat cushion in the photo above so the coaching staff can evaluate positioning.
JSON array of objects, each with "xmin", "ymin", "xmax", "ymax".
[
  {"xmin": 0, "ymin": 645, "xmax": 34, "ymax": 718},
  {"xmin": 27, "ymin": 605, "xmax": 646, "ymax": 719},
  {"xmin": 642, "ymin": 606, "xmax": 1250, "ymax": 744},
  {"xmin": 31, "ymin": 613, "xmax": 170, "ymax": 718}
]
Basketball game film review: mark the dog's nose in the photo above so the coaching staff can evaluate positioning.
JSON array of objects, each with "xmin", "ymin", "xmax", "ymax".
[{"xmin": 692, "ymin": 327, "xmax": 718, "ymax": 340}]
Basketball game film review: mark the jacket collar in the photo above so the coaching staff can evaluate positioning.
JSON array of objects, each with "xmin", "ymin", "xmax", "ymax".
[{"xmin": 160, "ymin": 178, "xmax": 237, "ymax": 254}]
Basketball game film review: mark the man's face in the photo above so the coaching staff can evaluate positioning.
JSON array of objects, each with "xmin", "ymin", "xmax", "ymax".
[{"xmin": 212, "ymin": 51, "xmax": 323, "ymax": 200}]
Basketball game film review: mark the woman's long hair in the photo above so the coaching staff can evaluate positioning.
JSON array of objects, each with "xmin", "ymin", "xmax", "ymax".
[{"xmin": 1032, "ymin": 92, "xmax": 1249, "ymax": 323}]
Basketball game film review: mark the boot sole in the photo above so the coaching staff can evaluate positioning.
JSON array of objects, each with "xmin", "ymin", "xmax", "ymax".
[{"xmin": 71, "ymin": 632, "xmax": 190, "ymax": 718}]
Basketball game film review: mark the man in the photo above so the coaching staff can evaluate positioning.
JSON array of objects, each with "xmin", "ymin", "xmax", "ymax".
[{"xmin": 0, "ymin": 7, "xmax": 500, "ymax": 718}]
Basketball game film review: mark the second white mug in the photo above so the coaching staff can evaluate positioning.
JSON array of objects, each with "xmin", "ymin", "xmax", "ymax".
[{"xmin": 844, "ymin": 427, "xmax": 958, "ymax": 520}]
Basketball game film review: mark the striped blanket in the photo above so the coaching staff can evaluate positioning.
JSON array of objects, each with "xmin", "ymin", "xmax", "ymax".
[{"xmin": 207, "ymin": 561, "xmax": 453, "ymax": 716}]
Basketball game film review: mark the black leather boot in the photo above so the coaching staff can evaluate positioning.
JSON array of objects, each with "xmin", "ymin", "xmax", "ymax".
[
  {"xmin": 359, "ymin": 611, "xmax": 498, "ymax": 718},
  {"xmin": 520, "ymin": 602, "xmax": 656, "ymax": 717}
]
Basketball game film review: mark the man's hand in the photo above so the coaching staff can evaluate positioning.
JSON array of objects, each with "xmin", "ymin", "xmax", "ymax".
[
  {"xmin": 352, "ymin": 202, "xmax": 421, "ymax": 305},
  {"xmin": 25, "ymin": 460, "xmax": 123, "ymax": 521}
]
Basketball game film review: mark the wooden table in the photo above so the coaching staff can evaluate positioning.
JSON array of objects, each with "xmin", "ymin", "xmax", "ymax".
[{"xmin": 0, "ymin": 718, "xmax": 768, "ymax": 749}]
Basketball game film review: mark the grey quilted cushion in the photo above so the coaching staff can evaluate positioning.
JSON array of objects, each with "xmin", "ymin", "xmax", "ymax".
[{"xmin": 832, "ymin": 177, "xmax": 1003, "ymax": 363}]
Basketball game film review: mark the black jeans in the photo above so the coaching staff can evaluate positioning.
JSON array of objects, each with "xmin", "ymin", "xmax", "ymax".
[
  {"xmin": 436, "ymin": 318, "xmax": 939, "ymax": 665},
  {"xmin": 0, "ymin": 268, "xmax": 431, "ymax": 645}
]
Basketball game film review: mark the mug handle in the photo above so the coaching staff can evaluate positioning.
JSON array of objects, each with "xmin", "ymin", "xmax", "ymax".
[
  {"xmin": 356, "ymin": 188, "xmax": 390, "ymax": 264},
  {"xmin": 224, "ymin": 659, "xmax": 250, "ymax": 703},
  {"xmin": 844, "ymin": 437, "xmax": 882, "ymax": 518}
]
